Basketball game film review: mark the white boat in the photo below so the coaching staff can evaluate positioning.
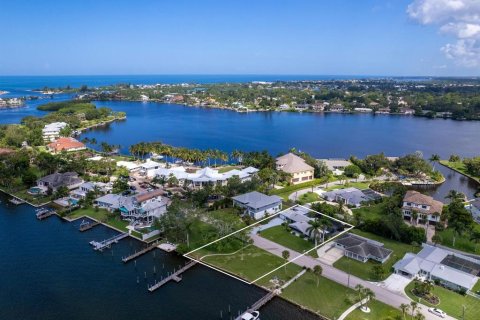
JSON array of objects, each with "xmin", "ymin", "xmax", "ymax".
[{"xmin": 241, "ymin": 311, "xmax": 260, "ymax": 320}]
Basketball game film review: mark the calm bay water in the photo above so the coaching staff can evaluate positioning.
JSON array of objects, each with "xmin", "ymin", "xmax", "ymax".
[
  {"xmin": 1, "ymin": 75, "xmax": 479, "ymax": 319},
  {"xmin": 0, "ymin": 192, "xmax": 318, "ymax": 320}
]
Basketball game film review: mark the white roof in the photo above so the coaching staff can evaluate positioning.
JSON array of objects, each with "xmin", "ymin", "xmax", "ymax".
[
  {"xmin": 141, "ymin": 160, "xmax": 162, "ymax": 170},
  {"xmin": 87, "ymin": 156, "xmax": 104, "ymax": 161},
  {"xmin": 117, "ymin": 161, "xmax": 140, "ymax": 170},
  {"xmin": 42, "ymin": 122, "xmax": 67, "ymax": 132}
]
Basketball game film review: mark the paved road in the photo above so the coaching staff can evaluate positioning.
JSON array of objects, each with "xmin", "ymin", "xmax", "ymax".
[{"xmin": 251, "ymin": 234, "xmax": 456, "ymax": 320}]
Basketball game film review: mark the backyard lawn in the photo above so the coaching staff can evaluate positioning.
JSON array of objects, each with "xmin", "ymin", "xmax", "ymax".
[
  {"xmin": 281, "ymin": 271, "xmax": 354, "ymax": 319},
  {"xmin": 345, "ymin": 299, "xmax": 402, "ymax": 320},
  {"xmin": 67, "ymin": 207, "xmax": 131, "ymax": 234},
  {"xmin": 333, "ymin": 229, "xmax": 421, "ymax": 281},
  {"xmin": 440, "ymin": 160, "xmax": 480, "ymax": 183},
  {"xmin": 404, "ymin": 281, "xmax": 480, "ymax": 320},
  {"xmin": 324, "ymin": 181, "xmax": 372, "ymax": 192},
  {"xmin": 259, "ymin": 225, "xmax": 318, "ymax": 257},
  {"xmin": 351, "ymin": 202, "xmax": 386, "ymax": 222},
  {"xmin": 297, "ymin": 192, "xmax": 321, "ymax": 204}
]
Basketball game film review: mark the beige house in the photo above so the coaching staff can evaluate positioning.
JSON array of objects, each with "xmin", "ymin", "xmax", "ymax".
[
  {"xmin": 276, "ymin": 153, "xmax": 314, "ymax": 184},
  {"xmin": 402, "ymin": 190, "xmax": 443, "ymax": 225}
]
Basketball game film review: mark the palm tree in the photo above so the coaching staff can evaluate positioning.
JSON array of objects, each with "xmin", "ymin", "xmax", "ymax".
[
  {"xmin": 410, "ymin": 301, "xmax": 418, "ymax": 319},
  {"xmin": 363, "ymin": 288, "xmax": 375, "ymax": 309},
  {"xmin": 312, "ymin": 265, "xmax": 323, "ymax": 287},
  {"xmin": 470, "ymin": 230, "xmax": 480, "ymax": 252},
  {"xmin": 429, "ymin": 154, "xmax": 440, "ymax": 171},
  {"xmin": 399, "ymin": 303, "xmax": 410, "ymax": 320},
  {"xmin": 306, "ymin": 219, "xmax": 323, "ymax": 247},
  {"xmin": 282, "ymin": 250, "xmax": 290, "ymax": 274},
  {"xmin": 414, "ymin": 312, "xmax": 425, "ymax": 320}
]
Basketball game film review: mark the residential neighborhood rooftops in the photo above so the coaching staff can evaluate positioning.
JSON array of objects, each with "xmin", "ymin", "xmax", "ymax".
[
  {"xmin": 47, "ymin": 137, "xmax": 85, "ymax": 153},
  {"xmin": 232, "ymin": 191, "xmax": 282, "ymax": 210},
  {"xmin": 37, "ymin": 172, "xmax": 83, "ymax": 190},
  {"xmin": 335, "ymin": 233, "xmax": 393, "ymax": 262},
  {"xmin": 322, "ymin": 187, "xmax": 373, "ymax": 207},
  {"xmin": 318, "ymin": 159, "xmax": 351, "ymax": 171},
  {"xmin": 134, "ymin": 189, "xmax": 164, "ymax": 203},
  {"xmin": 276, "ymin": 153, "xmax": 314, "ymax": 173}
]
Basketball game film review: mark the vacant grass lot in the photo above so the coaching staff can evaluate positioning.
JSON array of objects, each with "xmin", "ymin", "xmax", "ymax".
[
  {"xmin": 351, "ymin": 202, "xmax": 386, "ymax": 222},
  {"xmin": 404, "ymin": 282, "xmax": 480, "ymax": 320},
  {"xmin": 324, "ymin": 181, "xmax": 371, "ymax": 191},
  {"xmin": 333, "ymin": 229, "xmax": 421, "ymax": 281},
  {"xmin": 345, "ymin": 299, "xmax": 402, "ymax": 320},
  {"xmin": 259, "ymin": 225, "xmax": 318, "ymax": 257},
  {"xmin": 67, "ymin": 207, "xmax": 133, "ymax": 235},
  {"xmin": 281, "ymin": 271, "xmax": 354, "ymax": 319},
  {"xmin": 200, "ymin": 245, "xmax": 302, "ymax": 284}
]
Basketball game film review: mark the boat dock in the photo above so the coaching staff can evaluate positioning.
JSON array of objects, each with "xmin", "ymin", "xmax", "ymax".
[
  {"xmin": 234, "ymin": 291, "xmax": 277, "ymax": 320},
  {"xmin": 9, "ymin": 197, "xmax": 25, "ymax": 205},
  {"xmin": 90, "ymin": 232, "xmax": 129, "ymax": 251},
  {"xmin": 148, "ymin": 260, "xmax": 197, "ymax": 292},
  {"xmin": 79, "ymin": 220, "xmax": 101, "ymax": 232},
  {"xmin": 122, "ymin": 241, "xmax": 159, "ymax": 263},
  {"xmin": 36, "ymin": 208, "xmax": 56, "ymax": 220}
]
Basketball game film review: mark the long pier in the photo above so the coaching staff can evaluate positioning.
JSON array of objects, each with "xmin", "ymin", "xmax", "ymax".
[
  {"xmin": 122, "ymin": 241, "xmax": 159, "ymax": 263},
  {"xmin": 148, "ymin": 260, "xmax": 197, "ymax": 292},
  {"xmin": 79, "ymin": 220, "xmax": 101, "ymax": 232},
  {"xmin": 234, "ymin": 291, "xmax": 277, "ymax": 320},
  {"xmin": 90, "ymin": 232, "xmax": 129, "ymax": 251}
]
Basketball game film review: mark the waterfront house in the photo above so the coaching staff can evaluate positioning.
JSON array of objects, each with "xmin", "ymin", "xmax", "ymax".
[
  {"xmin": 47, "ymin": 137, "xmax": 86, "ymax": 153},
  {"xmin": 118, "ymin": 189, "xmax": 168, "ymax": 225},
  {"xmin": 393, "ymin": 244, "xmax": 479, "ymax": 291},
  {"xmin": 70, "ymin": 181, "xmax": 108, "ymax": 199},
  {"xmin": 116, "ymin": 161, "xmax": 141, "ymax": 172},
  {"xmin": 276, "ymin": 153, "xmax": 314, "ymax": 185},
  {"xmin": 402, "ymin": 190, "xmax": 443, "ymax": 224},
  {"xmin": 232, "ymin": 191, "xmax": 282, "ymax": 220},
  {"xmin": 466, "ymin": 199, "xmax": 480, "ymax": 223},
  {"xmin": 318, "ymin": 158, "xmax": 351, "ymax": 175},
  {"xmin": 322, "ymin": 187, "xmax": 374, "ymax": 207},
  {"xmin": 94, "ymin": 193, "xmax": 124, "ymax": 211},
  {"xmin": 141, "ymin": 159, "xmax": 163, "ymax": 178},
  {"xmin": 334, "ymin": 233, "xmax": 392, "ymax": 263},
  {"xmin": 42, "ymin": 122, "xmax": 67, "ymax": 142},
  {"xmin": 37, "ymin": 172, "xmax": 84, "ymax": 193}
]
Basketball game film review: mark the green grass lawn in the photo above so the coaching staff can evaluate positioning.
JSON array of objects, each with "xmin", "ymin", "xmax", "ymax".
[
  {"xmin": 333, "ymin": 229, "xmax": 421, "ymax": 281},
  {"xmin": 324, "ymin": 181, "xmax": 372, "ymax": 192},
  {"xmin": 404, "ymin": 282, "xmax": 480, "ymax": 320},
  {"xmin": 200, "ymin": 245, "xmax": 302, "ymax": 284},
  {"xmin": 12, "ymin": 189, "xmax": 53, "ymax": 206},
  {"xmin": 217, "ymin": 165, "xmax": 243, "ymax": 173},
  {"xmin": 351, "ymin": 202, "xmax": 385, "ymax": 222},
  {"xmin": 436, "ymin": 224, "xmax": 480, "ymax": 255},
  {"xmin": 67, "ymin": 207, "xmax": 132, "ymax": 234},
  {"xmin": 259, "ymin": 225, "xmax": 318, "ymax": 257},
  {"xmin": 271, "ymin": 178, "xmax": 327, "ymax": 200},
  {"xmin": 281, "ymin": 271, "xmax": 354, "ymax": 319},
  {"xmin": 440, "ymin": 160, "xmax": 480, "ymax": 183},
  {"xmin": 345, "ymin": 299, "xmax": 402, "ymax": 320},
  {"xmin": 297, "ymin": 192, "xmax": 321, "ymax": 204}
]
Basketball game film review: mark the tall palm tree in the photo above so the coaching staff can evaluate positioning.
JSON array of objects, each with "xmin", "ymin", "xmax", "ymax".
[
  {"xmin": 306, "ymin": 219, "xmax": 323, "ymax": 247},
  {"xmin": 282, "ymin": 250, "xmax": 290, "ymax": 274},
  {"xmin": 429, "ymin": 154, "xmax": 440, "ymax": 171},
  {"xmin": 399, "ymin": 303, "xmax": 410, "ymax": 320},
  {"xmin": 410, "ymin": 301, "xmax": 418, "ymax": 319},
  {"xmin": 312, "ymin": 265, "xmax": 323, "ymax": 287}
]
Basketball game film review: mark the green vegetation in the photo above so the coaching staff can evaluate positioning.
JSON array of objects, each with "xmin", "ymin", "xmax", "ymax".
[
  {"xmin": 441, "ymin": 159, "xmax": 480, "ymax": 183},
  {"xmin": 199, "ymin": 245, "xmax": 302, "ymax": 284},
  {"xmin": 270, "ymin": 178, "xmax": 327, "ymax": 200},
  {"xmin": 333, "ymin": 229, "xmax": 421, "ymax": 281},
  {"xmin": 297, "ymin": 191, "xmax": 320, "ymax": 204},
  {"xmin": 259, "ymin": 225, "xmax": 317, "ymax": 256},
  {"xmin": 345, "ymin": 299, "xmax": 402, "ymax": 320},
  {"xmin": 281, "ymin": 272, "xmax": 354, "ymax": 319},
  {"xmin": 67, "ymin": 207, "xmax": 131, "ymax": 233},
  {"xmin": 436, "ymin": 224, "xmax": 480, "ymax": 254},
  {"xmin": 404, "ymin": 281, "xmax": 480, "ymax": 320},
  {"xmin": 37, "ymin": 100, "xmax": 95, "ymax": 111},
  {"xmin": 324, "ymin": 181, "xmax": 371, "ymax": 191}
]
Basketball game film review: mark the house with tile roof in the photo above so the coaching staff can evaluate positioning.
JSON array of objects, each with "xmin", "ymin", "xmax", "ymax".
[
  {"xmin": 276, "ymin": 153, "xmax": 314, "ymax": 185},
  {"xmin": 402, "ymin": 190, "xmax": 444, "ymax": 224},
  {"xmin": 47, "ymin": 137, "xmax": 86, "ymax": 153},
  {"xmin": 36, "ymin": 172, "xmax": 84, "ymax": 193}
]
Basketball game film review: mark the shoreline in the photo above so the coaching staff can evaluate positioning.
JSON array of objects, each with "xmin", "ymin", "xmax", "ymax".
[{"xmin": 439, "ymin": 161, "xmax": 480, "ymax": 185}]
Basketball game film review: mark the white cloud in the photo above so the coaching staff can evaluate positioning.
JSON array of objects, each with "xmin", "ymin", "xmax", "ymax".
[{"xmin": 407, "ymin": 0, "xmax": 480, "ymax": 67}]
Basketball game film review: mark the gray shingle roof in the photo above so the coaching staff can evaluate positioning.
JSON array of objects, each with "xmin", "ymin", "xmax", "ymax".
[
  {"xmin": 232, "ymin": 191, "xmax": 282, "ymax": 210},
  {"xmin": 335, "ymin": 233, "xmax": 392, "ymax": 260}
]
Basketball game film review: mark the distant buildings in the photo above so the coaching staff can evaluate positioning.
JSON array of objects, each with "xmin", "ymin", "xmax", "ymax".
[
  {"xmin": 276, "ymin": 153, "xmax": 314, "ymax": 185},
  {"xmin": 393, "ymin": 244, "xmax": 479, "ymax": 291},
  {"xmin": 42, "ymin": 122, "xmax": 67, "ymax": 142},
  {"xmin": 401, "ymin": 190, "xmax": 443, "ymax": 224},
  {"xmin": 322, "ymin": 187, "xmax": 380, "ymax": 207},
  {"xmin": 232, "ymin": 191, "xmax": 282, "ymax": 220},
  {"xmin": 47, "ymin": 137, "xmax": 86, "ymax": 153}
]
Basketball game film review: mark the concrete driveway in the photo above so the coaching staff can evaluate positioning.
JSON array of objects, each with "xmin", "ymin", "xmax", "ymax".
[
  {"xmin": 379, "ymin": 273, "xmax": 412, "ymax": 294},
  {"xmin": 317, "ymin": 242, "xmax": 344, "ymax": 265}
]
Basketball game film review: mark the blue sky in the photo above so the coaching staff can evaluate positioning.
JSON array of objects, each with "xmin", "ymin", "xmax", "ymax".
[{"xmin": 0, "ymin": 0, "xmax": 478, "ymax": 76}]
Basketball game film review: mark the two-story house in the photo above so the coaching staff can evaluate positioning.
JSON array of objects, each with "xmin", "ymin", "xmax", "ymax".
[
  {"xmin": 276, "ymin": 153, "xmax": 314, "ymax": 185},
  {"xmin": 402, "ymin": 190, "xmax": 444, "ymax": 225},
  {"xmin": 119, "ymin": 189, "xmax": 168, "ymax": 225}
]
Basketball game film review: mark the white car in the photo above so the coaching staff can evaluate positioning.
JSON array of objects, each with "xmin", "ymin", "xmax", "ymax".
[
  {"xmin": 428, "ymin": 308, "xmax": 446, "ymax": 318},
  {"xmin": 241, "ymin": 311, "xmax": 260, "ymax": 320}
]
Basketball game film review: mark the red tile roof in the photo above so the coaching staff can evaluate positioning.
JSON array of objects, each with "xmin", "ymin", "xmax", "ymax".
[{"xmin": 48, "ymin": 137, "xmax": 85, "ymax": 152}]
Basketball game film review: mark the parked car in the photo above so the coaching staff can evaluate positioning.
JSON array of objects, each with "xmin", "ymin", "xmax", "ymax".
[{"xmin": 428, "ymin": 308, "xmax": 446, "ymax": 318}]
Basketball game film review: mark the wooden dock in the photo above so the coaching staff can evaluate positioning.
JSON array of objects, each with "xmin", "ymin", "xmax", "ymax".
[
  {"xmin": 9, "ymin": 197, "xmax": 25, "ymax": 205},
  {"xmin": 148, "ymin": 260, "xmax": 197, "ymax": 292},
  {"xmin": 79, "ymin": 220, "xmax": 100, "ymax": 232},
  {"xmin": 122, "ymin": 241, "xmax": 159, "ymax": 263},
  {"xmin": 90, "ymin": 232, "xmax": 129, "ymax": 251},
  {"xmin": 234, "ymin": 291, "xmax": 277, "ymax": 320},
  {"xmin": 36, "ymin": 209, "xmax": 56, "ymax": 220}
]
